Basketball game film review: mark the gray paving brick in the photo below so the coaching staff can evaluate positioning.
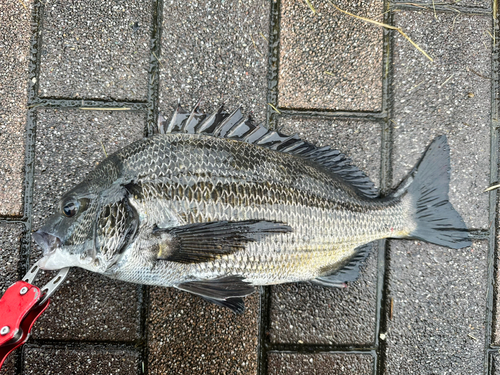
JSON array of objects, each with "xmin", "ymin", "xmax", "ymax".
[
  {"xmin": 267, "ymin": 352, "xmax": 374, "ymax": 375},
  {"xmin": 30, "ymin": 109, "xmax": 145, "ymax": 341},
  {"xmin": 385, "ymin": 241, "xmax": 487, "ymax": 374},
  {"xmin": 148, "ymin": 288, "xmax": 258, "ymax": 375},
  {"xmin": 23, "ymin": 346, "xmax": 140, "ymax": 375},
  {"xmin": 38, "ymin": 0, "xmax": 152, "ymax": 101},
  {"xmin": 159, "ymin": 0, "xmax": 269, "ymax": 121},
  {"xmin": 0, "ymin": 0, "xmax": 32, "ymax": 216},
  {"xmin": 270, "ymin": 244, "xmax": 378, "ymax": 345},
  {"xmin": 0, "ymin": 355, "xmax": 15, "ymax": 375},
  {"xmin": 278, "ymin": 0, "xmax": 383, "ymax": 112},
  {"xmin": 493, "ymin": 352, "xmax": 500, "ymax": 374},
  {"xmin": 392, "ymin": 11, "xmax": 491, "ymax": 229},
  {"xmin": 278, "ymin": 117, "xmax": 382, "ymax": 188},
  {"xmin": 0, "ymin": 223, "xmax": 23, "ymax": 295}
]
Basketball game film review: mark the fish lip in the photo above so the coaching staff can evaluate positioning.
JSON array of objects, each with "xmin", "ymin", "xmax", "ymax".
[{"xmin": 33, "ymin": 230, "xmax": 62, "ymax": 256}]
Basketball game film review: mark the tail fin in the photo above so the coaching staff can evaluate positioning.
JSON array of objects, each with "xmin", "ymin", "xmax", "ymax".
[{"xmin": 392, "ymin": 135, "xmax": 471, "ymax": 249}]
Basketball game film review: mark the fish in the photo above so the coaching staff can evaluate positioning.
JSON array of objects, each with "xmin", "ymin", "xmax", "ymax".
[{"xmin": 33, "ymin": 102, "xmax": 471, "ymax": 314}]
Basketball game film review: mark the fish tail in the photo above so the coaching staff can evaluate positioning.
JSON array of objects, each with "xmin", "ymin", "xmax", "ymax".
[{"xmin": 392, "ymin": 135, "xmax": 471, "ymax": 249}]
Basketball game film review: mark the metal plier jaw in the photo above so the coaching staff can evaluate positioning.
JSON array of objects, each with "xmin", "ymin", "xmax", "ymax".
[{"xmin": 0, "ymin": 261, "xmax": 69, "ymax": 369}]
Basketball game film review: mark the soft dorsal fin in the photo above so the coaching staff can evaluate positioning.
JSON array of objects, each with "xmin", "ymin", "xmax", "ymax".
[{"xmin": 156, "ymin": 102, "xmax": 378, "ymax": 198}]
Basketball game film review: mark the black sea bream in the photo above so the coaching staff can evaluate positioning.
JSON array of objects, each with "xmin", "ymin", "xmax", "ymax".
[{"xmin": 34, "ymin": 103, "xmax": 471, "ymax": 313}]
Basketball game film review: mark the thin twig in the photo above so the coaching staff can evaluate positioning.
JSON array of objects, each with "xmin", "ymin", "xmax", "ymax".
[
  {"xmin": 304, "ymin": 0, "xmax": 316, "ymax": 13},
  {"xmin": 18, "ymin": 0, "xmax": 27, "ymax": 10},
  {"xmin": 251, "ymin": 35, "xmax": 263, "ymax": 57},
  {"xmin": 439, "ymin": 74, "xmax": 454, "ymax": 88},
  {"xmin": 485, "ymin": 30, "xmax": 495, "ymax": 46},
  {"xmin": 324, "ymin": 71, "xmax": 334, "ymax": 76},
  {"xmin": 260, "ymin": 32, "xmax": 268, "ymax": 42},
  {"xmin": 408, "ymin": 80, "xmax": 424, "ymax": 92},
  {"xmin": 398, "ymin": 30, "xmax": 433, "ymax": 62},
  {"xmin": 152, "ymin": 51, "xmax": 165, "ymax": 70},
  {"xmin": 484, "ymin": 183, "xmax": 500, "ymax": 192},
  {"xmin": 467, "ymin": 67, "xmax": 489, "ymax": 80},
  {"xmin": 327, "ymin": 0, "xmax": 433, "ymax": 61},
  {"xmin": 152, "ymin": 51, "xmax": 164, "ymax": 70},
  {"xmin": 268, "ymin": 103, "xmax": 281, "ymax": 114},
  {"xmin": 99, "ymin": 141, "xmax": 108, "ymax": 158}
]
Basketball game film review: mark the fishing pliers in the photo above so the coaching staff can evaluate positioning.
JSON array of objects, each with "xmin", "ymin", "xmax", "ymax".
[{"xmin": 0, "ymin": 261, "xmax": 69, "ymax": 369}]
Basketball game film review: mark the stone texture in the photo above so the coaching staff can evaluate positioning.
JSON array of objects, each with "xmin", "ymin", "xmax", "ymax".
[
  {"xmin": 0, "ymin": 355, "xmax": 15, "ymax": 375},
  {"xmin": 267, "ymin": 352, "xmax": 374, "ymax": 375},
  {"xmin": 159, "ymin": 0, "xmax": 269, "ymax": 121},
  {"xmin": 23, "ymin": 346, "xmax": 140, "ymax": 375},
  {"xmin": 278, "ymin": 117, "xmax": 382, "ymax": 188},
  {"xmin": 0, "ymin": 0, "xmax": 32, "ymax": 216},
  {"xmin": 493, "ymin": 353, "xmax": 500, "ymax": 374},
  {"xmin": 30, "ymin": 109, "xmax": 145, "ymax": 341},
  {"xmin": 385, "ymin": 241, "xmax": 487, "ymax": 374},
  {"xmin": 278, "ymin": 0, "xmax": 383, "ymax": 111},
  {"xmin": 392, "ymin": 12, "xmax": 491, "ymax": 229},
  {"xmin": 148, "ymin": 288, "xmax": 258, "ymax": 375},
  {"xmin": 39, "ymin": 0, "xmax": 152, "ymax": 101},
  {"xmin": 0, "ymin": 223, "xmax": 23, "ymax": 295},
  {"xmin": 270, "ymin": 245, "xmax": 378, "ymax": 345}
]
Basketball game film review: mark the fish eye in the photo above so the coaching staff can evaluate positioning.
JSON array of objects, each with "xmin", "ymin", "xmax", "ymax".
[{"xmin": 62, "ymin": 201, "xmax": 79, "ymax": 217}]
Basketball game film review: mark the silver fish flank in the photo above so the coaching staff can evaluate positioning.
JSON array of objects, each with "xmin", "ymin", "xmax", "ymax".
[{"xmin": 34, "ymin": 103, "xmax": 471, "ymax": 313}]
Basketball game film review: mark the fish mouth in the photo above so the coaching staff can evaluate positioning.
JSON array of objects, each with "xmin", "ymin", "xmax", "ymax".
[{"xmin": 33, "ymin": 230, "xmax": 62, "ymax": 256}]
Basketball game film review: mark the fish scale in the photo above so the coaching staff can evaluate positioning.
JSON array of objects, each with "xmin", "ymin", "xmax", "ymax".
[
  {"xmin": 34, "ymin": 104, "xmax": 470, "ymax": 313},
  {"xmin": 103, "ymin": 134, "xmax": 412, "ymax": 286}
]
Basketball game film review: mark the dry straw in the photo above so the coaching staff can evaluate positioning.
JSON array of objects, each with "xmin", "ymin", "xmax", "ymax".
[
  {"xmin": 327, "ymin": 0, "xmax": 433, "ymax": 62},
  {"xmin": 268, "ymin": 103, "xmax": 281, "ymax": 114}
]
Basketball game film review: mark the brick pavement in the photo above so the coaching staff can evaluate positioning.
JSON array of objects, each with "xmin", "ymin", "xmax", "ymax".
[{"xmin": 0, "ymin": 0, "xmax": 497, "ymax": 374}]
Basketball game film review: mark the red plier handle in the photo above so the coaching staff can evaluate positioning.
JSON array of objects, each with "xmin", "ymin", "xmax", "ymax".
[{"xmin": 0, "ymin": 261, "xmax": 69, "ymax": 369}]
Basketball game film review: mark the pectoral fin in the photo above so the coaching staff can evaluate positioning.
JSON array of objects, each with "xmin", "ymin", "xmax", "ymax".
[
  {"xmin": 176, "ymin": 275, "xmax": 255, "ymax": 314},
  {"xmin": 154, "ymin": 219, "xmax": 292, "ymax": 264}
]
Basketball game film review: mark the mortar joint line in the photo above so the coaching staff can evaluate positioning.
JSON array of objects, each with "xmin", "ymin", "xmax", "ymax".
[
  {"xmin": 485, "ymin": 8, "xmax": 499, "ymax": 373},
  {"xmin": 388, "ymin": 1, "xmax": 493, "ymax": 15}
]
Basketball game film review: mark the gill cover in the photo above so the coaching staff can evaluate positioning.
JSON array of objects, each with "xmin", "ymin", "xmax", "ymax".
[{"xmin": 36, "ymin": 178, "xmax": 139, "ymax": 272}]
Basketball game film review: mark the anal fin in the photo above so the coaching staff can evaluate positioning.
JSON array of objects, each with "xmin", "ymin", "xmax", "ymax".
[{"xmin": 312, "ymin": 242, "xmax": 374, "ymax": 287}]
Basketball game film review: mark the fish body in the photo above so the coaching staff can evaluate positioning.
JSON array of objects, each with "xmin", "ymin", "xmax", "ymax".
[{"xmin": 34, "ymin": 104, "xmax": 470, "ymax": 313}]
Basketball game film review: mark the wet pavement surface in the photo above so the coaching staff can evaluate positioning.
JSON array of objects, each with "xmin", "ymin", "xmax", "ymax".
[{"xmin": 0, "ymin": 0, "xmax": 498, "ymax": 374}]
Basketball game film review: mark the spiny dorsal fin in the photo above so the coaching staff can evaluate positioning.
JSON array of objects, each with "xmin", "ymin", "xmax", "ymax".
[{"xmin": 156, "ymin": 102, "xmax": 378, "ymax": 198}]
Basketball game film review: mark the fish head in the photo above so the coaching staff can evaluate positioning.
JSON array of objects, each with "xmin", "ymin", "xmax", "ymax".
[{"xmin": 34, "ymin": 180, "xmax": 138, "ymax": 274}]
